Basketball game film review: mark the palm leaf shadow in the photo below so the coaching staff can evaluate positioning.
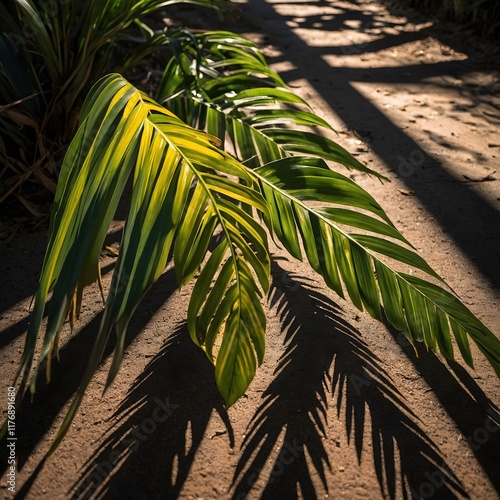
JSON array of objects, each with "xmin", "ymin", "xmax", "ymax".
[
  {"xmin": 71, "ymin": 322, "xmax": 231, "ymax": 499},
  {"xmin": 232, "ymin": 261, "xmax": 466, "ymax": 499},
  {"xmin": 385, "ymin": 323, "xmax": 500, "ymax": 490},
  {"xmin": 0, "ymin": 262, "xmax": 178, "ymax": 496}
]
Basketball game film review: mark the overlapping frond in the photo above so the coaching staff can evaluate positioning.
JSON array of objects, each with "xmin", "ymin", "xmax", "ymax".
[
  {"xmin": 3, "ymin": 25, "xmax": 499, "ymax": 461},
  {"xmin": 156, "ymin": 30, "xmax": 385, "ymax": 178},
  {"xmin": 156, "ymin": 29, "xmax": 499, "ymax": 376}
]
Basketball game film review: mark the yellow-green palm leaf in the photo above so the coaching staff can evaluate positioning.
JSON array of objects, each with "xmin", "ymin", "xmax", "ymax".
[
  {"xmin": 11, "ymin": 74, "xmax": 270, "ymax": 454},
  {"xmin": 4, "ymin": 39, "xmax": 499, "ymax": 458}
]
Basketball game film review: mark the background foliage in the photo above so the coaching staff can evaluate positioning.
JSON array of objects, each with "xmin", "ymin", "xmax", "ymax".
[
  {"xmin": 0, "ymin": 0, "xmax": 232, "ymax": 218},
  {"xmin": 386, "ymin": 0, "xmax": 500, "ymax": 38}
]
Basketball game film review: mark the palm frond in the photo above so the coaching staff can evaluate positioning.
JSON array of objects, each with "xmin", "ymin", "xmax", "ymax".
[
  {"xmin": 156, "ymin": 29, "xmax": 500, "ymax": 375},
  {"xmin": 2, "ymin": 24, "xmax": 499, "ymax": 461},
  {"xmin": 252, "ymin": 157, "xmax": 500, "ymax": 376},
  {"xmin": 10, "ymin": 74, "xmax": 269, "ymax": 453}
]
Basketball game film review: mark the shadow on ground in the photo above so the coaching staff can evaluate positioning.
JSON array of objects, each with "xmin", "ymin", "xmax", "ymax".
[
  {"xmin": 70, "ymin": 323, "xmax": 229, "ymax": 499},
  {"xmin": 232, "ymin": 263, "xmax": 466, "ymax": 499},
  {"xmin": 65, "ymin": 263, "xmax": 477, "ymax": 499},
  {"xmin": 0, "ymin": 265, "xmax": 179, "ymax": 497},
  {"xmin": 0, "ymin": 254, "xmax": 497, "ymax": 499},
  {"xmin": 386, "ymin": 324, "xmax": 500, "ymax": 491}
]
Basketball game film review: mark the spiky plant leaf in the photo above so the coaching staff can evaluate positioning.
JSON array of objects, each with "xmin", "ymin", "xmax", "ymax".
[
  {"xmin": 156, "ymin": 29, "xmax": 499, "ymax": 375},
  {"xmin": 3, "ymin": 28, "xmax": 499, "ymax": 461}
]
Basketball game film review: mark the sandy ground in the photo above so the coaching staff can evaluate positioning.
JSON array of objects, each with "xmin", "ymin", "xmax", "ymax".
[{"xmin": 1, "ymin": 0, "xmax": 500, "ymax": 498}]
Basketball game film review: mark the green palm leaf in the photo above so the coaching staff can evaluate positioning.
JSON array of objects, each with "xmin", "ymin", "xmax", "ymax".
[
  {"xmin": 252, "ymin": 157, "xmax": 500, "ymax": 376},
  {"xmin": 3, "ymin": 25, "xmax": 499, "ymax": 461},
  {"xmin": 157, "ymin": 29, "xmax": 499, "ymax": 375}
]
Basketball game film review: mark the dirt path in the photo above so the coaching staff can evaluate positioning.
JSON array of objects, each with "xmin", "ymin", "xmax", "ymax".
[{"xmin": 1, "ymin": 0, "xmax": 499, "ymax": 499}]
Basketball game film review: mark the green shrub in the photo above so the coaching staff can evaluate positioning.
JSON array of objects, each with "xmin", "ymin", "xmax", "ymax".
[{"xmin": 0, "ymin": 0, "xmax": 232, "ymax": 214}]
